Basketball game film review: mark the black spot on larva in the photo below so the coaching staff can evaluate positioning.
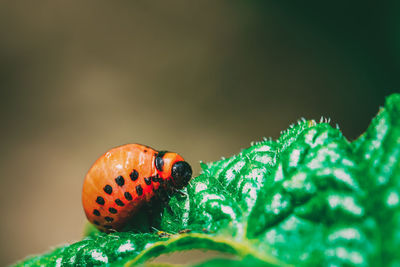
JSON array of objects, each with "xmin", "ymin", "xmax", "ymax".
[
  {"xmin": 96, "ymin": 196, "xmax": 105, "ymax": 205},
  {"xmin": 115, "ymin": 176, "xmax": 125, "ymax": 186},
  {"xmin": 93, "ymin": 220, "xmax": 100, "ymax": 225},
  {"xmin": 130, "ymin": 170, "xmax": 139, "ymax": 181},
  {"xmin": 144, "ymin": 149, "xmax": 148, "ymax": 152},
  {"xmin": 109, "ymin": 207, "xmax": 117, "ymax": 214},
  {"xmin": 105, "ymin": 216, "xmax": 114, "ymax": 222},
  {"xmin": 158, "ymin": 151, "xmax": 168, "ymax": 157},
  {"xmin": 144, "ymin": 177, "xmax": 152, "ymax": 185},
  {"xmin": 155, "ymin": 151, "xmax": 167, "ymax": 171},
  {"xmin": 103, "ymin": 185, "xmax": 112, "ymax": 195},
  {"xmin": 136, "ymin": 185, "xmax": 143, "ymax": 196},
  {"xmin": 115, "ymin": 199, "xmax": 124, "ymax": 206},
  {"xmin": 124, "ymin": 191, "xmax": 132, "ymax": 201},
  {"xmin": 93, "ymin": 209, "xmax": 100, "ymax": 216},
  {"xmin": 153, "ymin": 187, "xmax": 161, "ymax": 195},
  {"xmin": 151, "ymin": 175, "xmax": 159, "ymax": 183},
  {"xmin": 104, "ymin": 225, "xmax": 112, "ymax": 229}
]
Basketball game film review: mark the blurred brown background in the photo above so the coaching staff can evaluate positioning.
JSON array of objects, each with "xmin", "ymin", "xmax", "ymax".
[{"xmin": 0, "ymin": 1, "xmax": 399, "ymax": 265}]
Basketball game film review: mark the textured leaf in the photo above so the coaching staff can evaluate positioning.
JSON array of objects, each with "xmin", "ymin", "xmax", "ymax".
[{"xmin": 13, "ymin": 94, "xmax": 400, "ymax": 267}]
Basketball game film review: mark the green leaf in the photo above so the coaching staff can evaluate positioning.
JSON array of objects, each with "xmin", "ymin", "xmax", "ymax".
[
  {"xmin": 13, "ymin": 94, "xmax": 400, "ymax": 266},
  {"xmin": 121, "ymin": 234, "xmax": 281, "ymax": 267},
  {"xmin": 192, "ymin": 255, "xmax": 277, "ymax": 267},
  {"xmin": 353, "ymin": 93, "xmax": 400, "ymax": 266}
]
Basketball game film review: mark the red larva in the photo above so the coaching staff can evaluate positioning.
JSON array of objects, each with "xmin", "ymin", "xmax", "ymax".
[{"xmin": 82, "ymin": 144, "xmax": 192, "ymax": 232}]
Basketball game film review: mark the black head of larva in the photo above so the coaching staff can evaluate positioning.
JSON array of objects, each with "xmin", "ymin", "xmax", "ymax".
[{"xmin": 171, "ymin": 161, "xmax": 192, "ymax": 189}]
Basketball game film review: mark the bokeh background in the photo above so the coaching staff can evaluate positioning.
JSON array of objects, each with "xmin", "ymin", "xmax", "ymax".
[{"xmin": 0, "ymin": 1, "xmax": 399, "ymax": 265}]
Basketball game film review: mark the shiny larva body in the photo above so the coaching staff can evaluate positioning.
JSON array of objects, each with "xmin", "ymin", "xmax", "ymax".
[{"xmin": 82, "ymin": 144, "xmax": 192, "ymax": 232}]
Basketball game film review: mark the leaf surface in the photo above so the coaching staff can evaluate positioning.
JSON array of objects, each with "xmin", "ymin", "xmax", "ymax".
[{"xmin": 14, "ymin": 94, "xmax": 400, "ymax": 267}]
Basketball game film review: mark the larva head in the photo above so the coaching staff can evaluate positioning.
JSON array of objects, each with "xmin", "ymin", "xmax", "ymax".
[{"xmin": 155, "ymin": 151, "xmax": 192, "ymax": 189}]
